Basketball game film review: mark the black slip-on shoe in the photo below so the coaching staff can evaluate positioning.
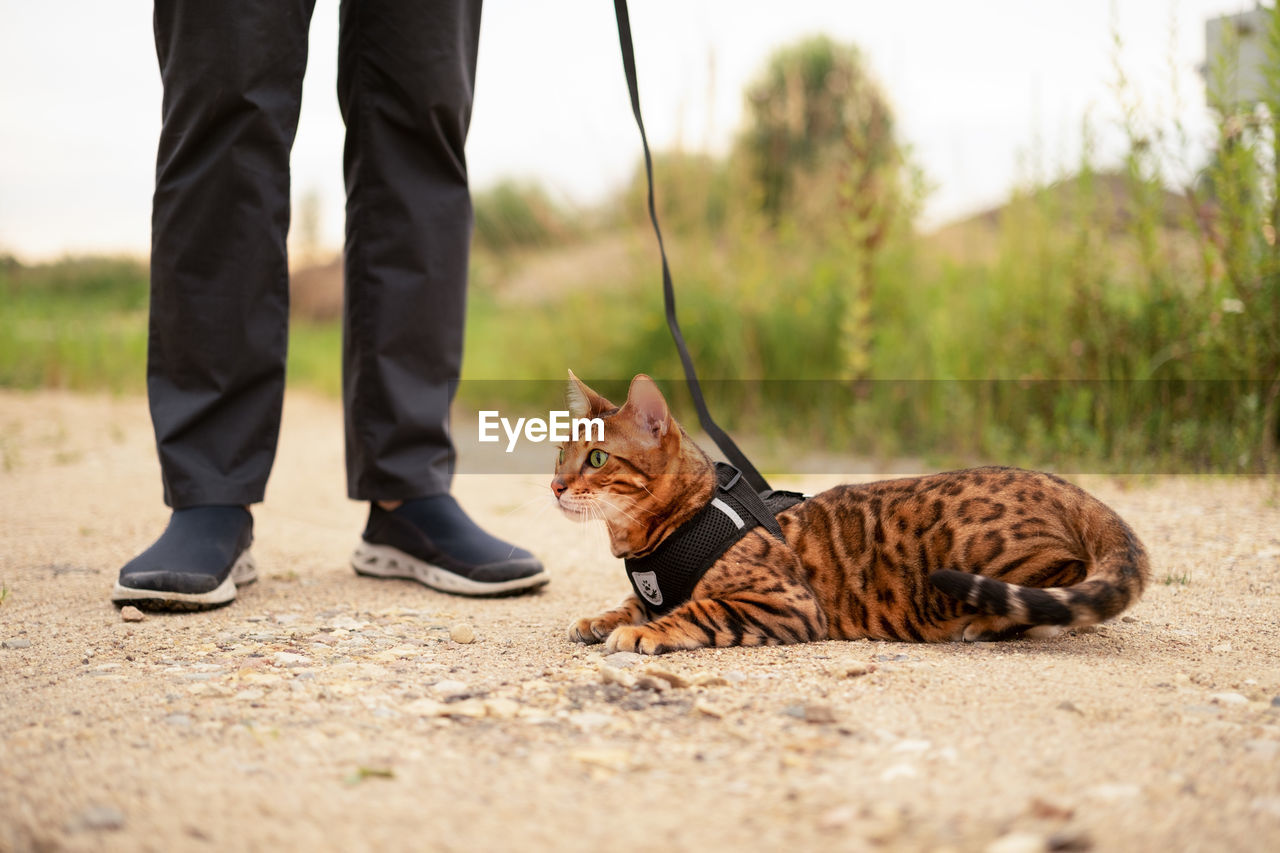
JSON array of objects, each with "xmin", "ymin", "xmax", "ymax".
[
  {"xmin": 351, "ymin": 495, "xmax": 548, "ymax": 597},
  {"xmin": 111, "ymin": 506, "xmax": 256, "ymax": 611}
]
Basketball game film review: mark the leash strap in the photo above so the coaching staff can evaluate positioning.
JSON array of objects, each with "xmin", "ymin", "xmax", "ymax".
[
  {"xmin": 716, "ymin": 464, "xmax": 784, "ymax": 540},
  {"xmin": 612, "ymin": 0, "xmax": 771, "ymax": 494}
]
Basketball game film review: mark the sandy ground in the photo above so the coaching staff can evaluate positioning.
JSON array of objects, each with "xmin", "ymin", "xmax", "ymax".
[{"xmin": 1, "ymin": 389, "xmax": 1279, "ymax": 853}]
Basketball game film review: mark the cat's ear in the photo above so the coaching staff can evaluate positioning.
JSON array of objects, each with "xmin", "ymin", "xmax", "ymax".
[
  {"xmin": 566, "ymin": 369, "xmax": 613, "ymax": 420},
  {"xmin": 622, "ymin": 374, "xmax": 671, "ymax": 443}
]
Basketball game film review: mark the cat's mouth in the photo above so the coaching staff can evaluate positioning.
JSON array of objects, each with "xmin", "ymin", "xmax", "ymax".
[{"xmin": 555, "ymin": 497, "xmax": 592, "ymax": 522}]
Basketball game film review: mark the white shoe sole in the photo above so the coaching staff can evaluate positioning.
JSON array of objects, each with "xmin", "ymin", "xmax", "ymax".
[
  {"xmin": 111, "ymin": 550, "xmax": 257, "ymax": 609},
  {"xmin": 351, "ymin": 541, "xmax": 549, "ymax": 597}
]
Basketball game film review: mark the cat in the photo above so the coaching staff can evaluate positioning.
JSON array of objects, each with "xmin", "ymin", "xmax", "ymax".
[{"xmin": 553, "ymin": 372, "xmax": 1149, "ymax": 654}]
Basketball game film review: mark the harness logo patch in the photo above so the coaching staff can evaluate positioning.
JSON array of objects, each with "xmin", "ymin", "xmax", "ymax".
[{"xmin": 631, "ymin": 570, "xmax": 663, "ymax": 606}]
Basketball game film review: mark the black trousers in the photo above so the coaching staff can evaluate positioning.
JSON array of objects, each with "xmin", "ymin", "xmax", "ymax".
[{"xmin": 149, "ymin": 0, "xmax": 481, "ymax": 509}]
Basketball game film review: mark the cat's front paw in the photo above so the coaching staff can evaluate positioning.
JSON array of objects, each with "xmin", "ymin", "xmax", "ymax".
[
  {"xmin": 605, "ymin": 625, "xmax": 671, "ymax": 655},
  {"xmin": 566, "ymin": 616, "xmax": 612, "ymax": 644}
]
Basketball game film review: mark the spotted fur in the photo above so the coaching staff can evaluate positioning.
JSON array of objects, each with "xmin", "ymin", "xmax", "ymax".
[{"xmin": 555, "ymin": 373, "xmax": 1149, "ymax": 654}]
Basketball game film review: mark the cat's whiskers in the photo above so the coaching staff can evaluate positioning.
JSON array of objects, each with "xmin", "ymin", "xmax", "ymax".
[
  {"xmin": 598, "ymin": 494, "xmax": 647, "ymax": 528},
  {"xmin": 580, "ymin": 496, "xmax": 616, "ymax": 555},
  {"xmin": 609, "ymin": 491, "xmax": 657, "ymax": 516}
]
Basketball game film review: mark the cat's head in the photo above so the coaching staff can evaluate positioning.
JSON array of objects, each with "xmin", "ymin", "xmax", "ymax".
[{"xmin": 551, "ymin": 371, "xmax": 713, "ymax": 556}]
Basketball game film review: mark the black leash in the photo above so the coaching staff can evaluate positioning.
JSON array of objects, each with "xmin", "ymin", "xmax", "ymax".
[{"xmin": 612, "ymin": 0, "xmax": 771, "ymax": 494}]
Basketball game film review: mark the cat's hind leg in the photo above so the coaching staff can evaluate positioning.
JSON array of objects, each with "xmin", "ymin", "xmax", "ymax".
[{"xmin": 567, "ymin": 594, "xmax": 648, "ymax": 644}]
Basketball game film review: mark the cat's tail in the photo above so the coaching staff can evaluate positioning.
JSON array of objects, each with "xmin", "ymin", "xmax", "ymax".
[{"xmin": 929, "ymin": 535, "xmax": 1149, "ymax": 629}]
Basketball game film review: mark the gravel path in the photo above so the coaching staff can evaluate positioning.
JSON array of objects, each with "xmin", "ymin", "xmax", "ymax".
[{"xmin": 2, "ymin": 390, "xmax": 1279, "ymax": 853}]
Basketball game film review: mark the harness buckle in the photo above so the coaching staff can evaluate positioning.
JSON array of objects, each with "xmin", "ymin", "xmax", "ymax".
[{"xmin": 718, "ymin": 465, "xmax": 742, "ymax": 493}]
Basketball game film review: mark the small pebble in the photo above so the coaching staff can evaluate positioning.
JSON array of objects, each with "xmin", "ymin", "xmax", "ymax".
[
  {"xmin": 690, "ymin": 672, "xmax": 728, "ymax": 687},
  {"xmin": 817, "ymin": 805, "xmax": 856, "ymax": 831},
  {"xmin": 1085, "ymin": 783, "xmax": 1140, "ymax": 802},
  {"xmin": 71, "ymin": 805, "xmax": 126, "ymax": 832},
  {"xmin": 693, "ymin": 699, "xmax": 724, "ymax": 718},
  {"xmin": 403, "ymin": 698, "xmax": 449, "ymax": 716},
  {"xmin": 1056, "ymin": 701, "xmax": 1083, "ymax": 715},
  {"xmin": 600, "ymin": 665, "xmax": 637, "ymax": 689},
  {"xmin": 1209, "ymin": 692, "xmax": 1249, "ymax": 706},
  {"xmin": 432, "ymin": 679, "xmax": 470, "ymax": 698},
  {"xmin": 842, "ymin": 662, "xmax": 876, "ymax": 678},
  {"xmin": 272, "ymin": 652, "xmax": 311, "ymax": 668},
  {"xmin": 643, "ymin": 666, "xmax": 689, "ymax": 688},
  {"xmin": 484, "ymin": 698, "xmax": 521, "ymax": 719},
  {"xmin": 805, "ymin": 705, "xmax": 837, "ymax": 724},
  {"xmin": 2, "ymin": 638, "xmax": 32, "ymax": 649},
  {"xmin": 634, "ymin": 674, "xmax": 669, "ymax": 692},
  {"xmin": 570, "ymin": 748, "xmax": 631, "ymax": 771},
  {"xmin": 986, "ymin": 832, "xmax": 1047, "ymax": 853},
  {"xmin": 879, "ymin": 763, "xmax": 918, "ymax": 782},
  {"xmin": 120, "ymin": 606, "xmax": 145, "ymax": 623},
  {"xmin": 567, "ymin": 712, "xmax": 612, "ymax": 731},
  {"xmin": 603, "ymin": 651, "xmax": 643, "ymax": 668},
  {"xmin": 1028, "ymin": 797, "xmax": 1074, "ymax": 821},
  {"xmin": 1047, "ymin": 829, "xmax": 1094, "ymax": 851},
  {"xmin": 1270, "ymin": 696, "xmax": 1280, "ymax": 707},
  {"xmin": 442, "ymin": 699, "xmax": 487, "ymax": 718},
  {"xmin": 449, "ymin": 623, "xmax": 476, "ymax": 644},
  {"xmin": 891, "ymin": 738, "xmax": 932, "ymax": 754}
]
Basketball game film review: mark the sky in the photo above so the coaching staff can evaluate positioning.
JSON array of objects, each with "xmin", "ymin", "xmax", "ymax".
[{"xmin": 0, "ymin": 0, "xmax": 1261, "ymax": 260}]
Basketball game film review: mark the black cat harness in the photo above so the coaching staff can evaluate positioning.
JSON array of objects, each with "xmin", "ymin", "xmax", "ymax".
[{"xmin": 624, "ymin": 463, "xmax": 806, "ymax": 616}]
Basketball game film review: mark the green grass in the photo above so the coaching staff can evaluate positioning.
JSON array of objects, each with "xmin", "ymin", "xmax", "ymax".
[
  {"xmin": 0, "ymin": 257, "xmax": 149, "ymax": 392},
  {"xmin": 1, "ymin": 258, "xmax": 354, "ymax": 400}
]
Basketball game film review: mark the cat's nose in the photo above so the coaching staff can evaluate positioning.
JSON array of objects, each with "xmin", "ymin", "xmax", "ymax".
[{"xmin": 551, "ymin": 478, "xmax": 567, "ymax": 499}]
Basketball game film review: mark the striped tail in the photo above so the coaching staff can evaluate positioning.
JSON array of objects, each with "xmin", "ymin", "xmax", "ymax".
[{"xmin": 929, "ymin": 544, "xmax": 1148, "ymax": 628}]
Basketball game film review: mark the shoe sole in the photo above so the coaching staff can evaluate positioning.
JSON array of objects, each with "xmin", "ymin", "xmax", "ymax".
[
  {"xmin": 110, "ymin": 551, "xmax": 258, "ymax": 612},
  {"xmin": 351, "ymin": 542, "xmax": 549, "ymax": 598}
]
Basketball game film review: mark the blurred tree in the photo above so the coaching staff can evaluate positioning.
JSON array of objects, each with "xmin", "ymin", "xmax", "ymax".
[
  {"xmin": 737, "ymin": 36, "xmax": 913, "ymax": 381},
  {"xmin": 738, "ymin": 35, "xmax": 903, "ymax": 240}
]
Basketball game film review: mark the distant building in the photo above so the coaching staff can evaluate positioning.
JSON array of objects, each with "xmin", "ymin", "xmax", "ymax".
[{"xmin": 1205, "ymin": 6, "xmax": 1272, "ymax": 107}]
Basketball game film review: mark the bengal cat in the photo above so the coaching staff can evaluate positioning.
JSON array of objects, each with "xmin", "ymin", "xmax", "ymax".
[{"xmin": 553, "ymin": 372, "xmax": 1149, "ymax": 654}]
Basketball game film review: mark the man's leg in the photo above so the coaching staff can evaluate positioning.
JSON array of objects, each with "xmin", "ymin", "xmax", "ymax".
[
  {"xmin": 113, "ymin": 0, "xmax": 316, "ymax": 610},
  {"xmin": 338, "ymin": 0, "xmax": 547, "ymax": 596}
]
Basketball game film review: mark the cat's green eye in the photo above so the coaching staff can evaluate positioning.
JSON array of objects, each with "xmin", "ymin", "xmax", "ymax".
[
  {"xmin": 557, "ymin": 448, "xmax": 565, "ymax": 465},
  {"xmin": 587, "ymin": 448, "xmax": 609, "ymax": 468}
]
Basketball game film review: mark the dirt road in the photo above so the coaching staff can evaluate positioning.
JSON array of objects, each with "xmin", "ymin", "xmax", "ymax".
[{"xmin": 1, "ymin": 390, "xmax": 1278, "ymax": 852}]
